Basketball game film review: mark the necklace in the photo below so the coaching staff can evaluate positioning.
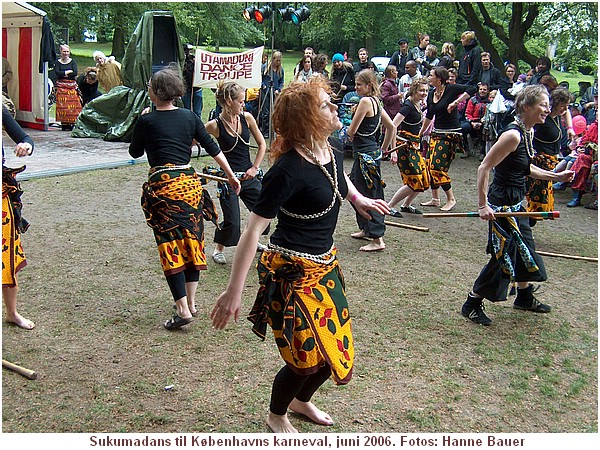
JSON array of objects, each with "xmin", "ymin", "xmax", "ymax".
[
  {"xmin": 533, "ymin": 115, "xmax": 562, "ymax": 144},
  {"xmin": 402, "ymin": 99, "xmax": 424, "ymax": 126},
  {"xmin": 218, "ymin": 113, "xmax": 250, "ymax": 152},
  {"xmin": 514, "ymin": 116, "xmax": 536, "ymax": 159},
  {"xmin": 434, "ymin": 86, "xmax": 445, "ymax": 100},
  {"xmin": 279, "ymin": 142, "xmax": 343, "ymax": 220}
]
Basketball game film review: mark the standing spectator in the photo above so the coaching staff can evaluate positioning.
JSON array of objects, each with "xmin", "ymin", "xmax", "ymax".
[
  {"xmin": 421, "ymin": 44, "xmax": 440, "ymax": 72},
  {"xmin": 353, "ymin": 48, "xmax": 370, "ymax": 74},
  {"xmin": 205, "ymin": 81, "xmax": 268, "ymax": 265},
  {"xmin": 390, "ymin": 38, "xmax": 410, "ymax": 78},
  {"xmin": 461, "ymin": 85, "xmax": 575, "ymax": 326},
  {"xmin": 211, "ymin": 77, "xmax": 390, "ymax": 433},
  {"xmin": 293, "ymin": 47, "xmax": 314, "ymax": 76},
  {"xmin": 527, "ymin": 56, "xmax": 551, "ymax": 86},
  {"xmin": 477, "ymin": 52, "xmax": 502, "ymax": 91},
  {"xmin": 419, "ymin": 67, "xmax": 476, "ymax": 211},
  {"xmin": 128, "ymin": 68, "xmax": 240, "ymax": 330},
  {"xmin": 457, "ymin": 31, "xmax": 482, "ymax": 86},
  {"xmin": 408, "ymin": 33, "xmax": 430, "ymax": 75},
  {"xmin": 54, "ymin": 44, "xmax": 82, "ymax": 131},
  {"xmin": 580, "ymin": 78, "xmax": 598, "ymax": 125},
  {"xmin": 499, "ymin": 63, "xmax": 518, "ymax": 100},
  {"xmin": 398, "ymin": 60, "xmax": 421, "ymax": 101},
  {"xmin": 294, "ymin": 55, "xmax": 313, "ymax": 83},
  {"xmin": 93, "ymin": 51, "xmax": 123, "ymax": 93},
  {"xmin": 2, "ymin": 56, "xmax": 13, "ymax": 94},
  {"xmin": 182, "ymin": 43, "xmax": 203, "ymax": 117},
  {"xmin": 77, "ymin": 68, "xmax": 101, "ymax": 106},
  {"xmin": 347, "ymin": 70, "xmax": 396, "ymax": 252},
  {"xmin": 437, "ymin": 42, "xmax": 456, "ymax": 69},
  {"xmin": 2, "ymin": 106, "xmax": 35, "ymax": 330},
  {"xmin": 330, "ymin": 53, "xmax": 355, "ymax": 104},
  {"xmin": 461, "ymin": 82, "xmax": 491, "ymax": 159},
  {"xmin": 259, "ymin": 51, "xmax": 284, "ymax": 138},
  {"xmin": 312, "ymin": 53, "xmax": 329, "ymax": 79},
  {"xmin": 380, "ymin": 65, "xmax": 401, "ymax": 121}
]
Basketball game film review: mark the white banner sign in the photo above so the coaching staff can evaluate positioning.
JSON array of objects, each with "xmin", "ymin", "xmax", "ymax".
[{"xmin": 193, "ymin": 46, "xmax": 264, "ymax": 89}]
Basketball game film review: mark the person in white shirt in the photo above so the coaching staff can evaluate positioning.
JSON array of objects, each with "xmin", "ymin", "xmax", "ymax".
[{"xmin": 398, "ymin": 60, "xmax": 422, "ymax": 101}]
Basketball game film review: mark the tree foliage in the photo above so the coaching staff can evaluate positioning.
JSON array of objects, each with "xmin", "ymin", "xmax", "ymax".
[{"xmin": 28, "ymin": 1, "xmax": 598, "ymax": 75}]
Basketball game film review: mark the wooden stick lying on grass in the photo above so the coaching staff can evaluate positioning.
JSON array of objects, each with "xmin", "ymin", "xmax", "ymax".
[
  {"xmin": 384, "ymin": 220, "xmax": 430, "ymax": 232},
  {"xmin": 537, "ymin": 251, "xmax": 598, "ymax": 263},
  {"xmin": 2, "ymin": 359, "xmax": 38, "ymax": 380},
  {"xmin": 423, "ymin": 211, "xmax": 560, "ymax": 219}
]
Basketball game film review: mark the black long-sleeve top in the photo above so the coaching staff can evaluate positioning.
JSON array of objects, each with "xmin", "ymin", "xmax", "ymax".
[
  {"xmin": 129, "ymin": 108, "xmax": 220, "ymax": 167},
  {"xmin": 426, "ymin": 84, "xmax": 477, "ymax": 129},
  {"xmin": 2, "ymin": 106, "xmax": 34, "ymax": 163},
  {"xmin": 55, "ymin": 59, "xmax": 78, "ymax": 80}
]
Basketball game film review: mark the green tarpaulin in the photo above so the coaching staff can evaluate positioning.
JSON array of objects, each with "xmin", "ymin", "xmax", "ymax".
[{"xmin": 72, "ymin": 11, "xmax": 184, "ymax": 142}]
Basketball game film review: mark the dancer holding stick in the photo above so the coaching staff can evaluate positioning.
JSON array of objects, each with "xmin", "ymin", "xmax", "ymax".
[
  {"xmin": 129, "ymin": 68, "xmax": 240, "ymax": 330},
  {"xmin": 211, "ymin": 78, "xmax": 389, "ymax": 432},
  {"xmin": 461, "ymin": 85, "xmax": 574, "ymax": 326}
]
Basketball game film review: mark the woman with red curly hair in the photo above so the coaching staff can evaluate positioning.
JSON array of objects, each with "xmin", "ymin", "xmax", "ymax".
[{"xmin": 211, "ymin": 77, "xmax": 389, "ymax": 433}]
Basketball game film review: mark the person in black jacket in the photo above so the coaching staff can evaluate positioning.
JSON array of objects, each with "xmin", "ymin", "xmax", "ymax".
[
  {"xmin": 457, "ymin": 31, "xmax": 482, "ymax": 86},
  {"xmin": 330, "ymin": 53, "xmax": 355, "ymax": 104},
  {"xmin": 527, "ymin": 56, "xmax": 551, "ymax": 86},
  {"xmin": 476, "ymin": 52, "xmax": 502, "ymax": 91},
  {"xmin": 389, "ymin": 38, "xmax": 410, "ymax": 78}
]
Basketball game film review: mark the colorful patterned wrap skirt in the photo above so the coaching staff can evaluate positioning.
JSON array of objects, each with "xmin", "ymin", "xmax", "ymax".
[
  {"xmin": 141, "ymin": 165, "xmax": 218, "ymax": 276},
  {"xmin": 426, "ymin": 129, "xmax": 463, "ymax": 187},
  {"xmin": 55, "ymin": 79, "xmax": 82, "ymax": 125},
  {"xmin": 2, "ymin": 166, "xmax": 29, "ymax": 287},
  {"xmin": 526, "ymin": 152, "xmax": 558, "ymax": 214},
  {"xmin": 248, "ymin": 248, "xmax": 354, "ymax": 385},
  {"xmin": 395, "ymin": 130, "xmax": 430, "ymax": 192}
]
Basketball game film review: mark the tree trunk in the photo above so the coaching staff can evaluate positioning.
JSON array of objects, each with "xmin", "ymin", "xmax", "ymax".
[{"xmin": 111, "ymin": 27, "xmax": 126, "ymax": 60}]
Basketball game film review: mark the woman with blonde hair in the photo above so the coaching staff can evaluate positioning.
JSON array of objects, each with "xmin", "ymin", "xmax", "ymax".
[
  {"xmin": 438, "ymin": 42, "xmax": 456, "ymax": 69},
  {"xmin": 54, "ymin": 44, "xmax": 81, "ymax": 130},
  {"xmin": 205, "ymin": 80, "xmax": 268, "ymax": 265},
  {"xmin": 457, "ymin": 31, "xmax": 481, "ymax": 85},
  {"xmin": 347, "ymin": 70, "xmax": 396, "ymax": 251},
  {"xmin": 211, "ymin": 77, "xmax": 389, "ymax": 432}
]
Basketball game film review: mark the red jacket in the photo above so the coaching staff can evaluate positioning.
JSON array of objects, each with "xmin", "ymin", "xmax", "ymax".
[{"xmin": 465, "ymin": 94, "xmax": 490, "ymax": 123}]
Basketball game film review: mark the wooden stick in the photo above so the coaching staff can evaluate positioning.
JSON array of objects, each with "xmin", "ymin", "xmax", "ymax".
[
  {"xmin": 2, "ymin": 359, "xmax": 38, "ymax": 380},
  {"xmin": 537, "ymin": 251, "xmax": 598, "ymax": 263},
  {"xmin": 198, "ymin": 172, "xmax": 229, "ymax": 183},
  {"xmin": 384, "ymin": 220, "xmax": 430, "ymax": 232},
  {"xmin": 422, "ymin": 211, "xmax": 560, "ymax": 219}
]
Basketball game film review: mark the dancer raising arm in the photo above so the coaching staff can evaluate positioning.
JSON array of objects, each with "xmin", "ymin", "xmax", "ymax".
[{"xmin": 211, "ymin": 77, "xmax": 389, "ymax": 433}]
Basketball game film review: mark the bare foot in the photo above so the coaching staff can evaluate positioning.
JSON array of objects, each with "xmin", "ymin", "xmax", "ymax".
[
  {"xmin": 266, "ymin": 412, "xmax": 298, "ymax": 433},
  {"xmin": 420, "ymin": 198, "xmax": 440, "ymax": 207},
  {"xmin": 188, "ymin": 303, "xmax": 198, "ymax": 317},
  {"xmin": 350, "ymin": 230, "xmax": 370, "ymax": 240},
  {"xmin": 6, "ymin": 312, "xmax": 35, "ymax": 330},
  {"xmin": 440, "ymin": 199, "xmax": 457, "ymax": 211},
  {"xmin": 359, "ymin": 241, "xmax": 385, "ymax": 252},
  {"xmin": 289, "ymin": 399, "xmax": 334, "ymax": 426}
]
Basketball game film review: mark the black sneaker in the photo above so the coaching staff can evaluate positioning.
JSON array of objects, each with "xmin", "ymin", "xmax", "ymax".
[
  {"xmin": 400, "ymin": 205, "xmax": 423, "ymax": 214},
  {"xmin": 388, "ymin": 208, "xmax": 403, "ymax": 218},
  {"xmin": 513, "ymin": 295, "xmax": 551, "ymax": 313},
  {"xmin": 461, "ymin": 295, "xmax": 492, "ymax": 326}
]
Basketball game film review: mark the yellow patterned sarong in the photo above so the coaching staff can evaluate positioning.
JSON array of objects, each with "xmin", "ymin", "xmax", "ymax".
[
  {"xmin": 426, "ymin": 131, "xmax": 463, "ymax": 187},
  {"xmin": 526, "ymin": 153, "xmax": 558, "ymax": 214},
  {"xmin": 395, "ymin": 130, "xmax": 430, "ymax": 192},
  {"xmin": 2, "ymin": 166, "xmax": 29, "ymax": 287},
  {"xmin": 55, "ymin": 79, "xmax": 82, "ymax": 125},
  {"xmin": 248, "ymin": 249, "xmax": 354, "ymax": 385},
  {"xmin": 141, "ymin": 165, "xmax": 218, "ymax": 275}
]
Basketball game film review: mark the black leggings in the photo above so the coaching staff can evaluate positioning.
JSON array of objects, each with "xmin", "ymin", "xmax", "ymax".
[
  {"xmin": 269, "ymin": 364, "xmax": 331, "ymax": 415},
  {"xmin": 165, "ymin": 268, "xmax": 200, "ymax": 300}
]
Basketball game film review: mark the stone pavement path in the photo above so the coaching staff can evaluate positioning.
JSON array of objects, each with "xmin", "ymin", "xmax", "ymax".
[{"xmin": 3, "ymin": 126, "xmax": 142, "ymax": 179}]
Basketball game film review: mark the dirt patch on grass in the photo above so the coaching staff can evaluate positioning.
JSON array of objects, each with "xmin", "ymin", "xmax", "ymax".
[{"xmin": 2, "ymin": 151, "xmax": 597, "ymax": 434}]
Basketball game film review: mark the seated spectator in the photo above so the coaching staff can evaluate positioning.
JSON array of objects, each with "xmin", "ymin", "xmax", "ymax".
[
  {"xmin": 77, "ymin": 68, "xmax": 101, "ymax": 106},
  {"xmin": 527, "ymin": 56, "xmax": 551, "ymax": 86},
  {"xmin": 93, "ymin": 51, "xmax": 123, "ymax": 93},
  {"xmin": 461, "ymin": 81, "xmax": 491, "ymax": 158},
  {"xmin": 566, "ymin": 120, "xmax": 598, "ymax": 207}
]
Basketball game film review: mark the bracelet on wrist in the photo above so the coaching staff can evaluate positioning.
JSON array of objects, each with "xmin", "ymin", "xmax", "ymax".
[
  {"xmin": 351, "ymin": 193, "xmax": 362, "ymax": 203},
  {"xmin": 478, "ymin": 205, "xmax": 487, "ymax": 210}
]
